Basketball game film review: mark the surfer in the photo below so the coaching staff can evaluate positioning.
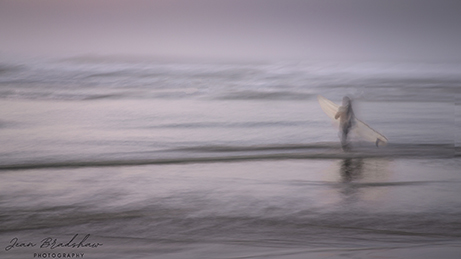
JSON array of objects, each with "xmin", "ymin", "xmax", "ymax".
[
  {"xmin": 334, "ymin": 96, "xmax": 355, "ymax": 150},
  {"xmin": 318, "ymin": 95, "xmax": 387, "ymax": 148}
]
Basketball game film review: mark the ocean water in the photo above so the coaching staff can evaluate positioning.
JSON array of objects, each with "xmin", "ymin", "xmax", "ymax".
[{"xmin": 0, "ymin": 56, "xmax": 460, "ymax": 258}]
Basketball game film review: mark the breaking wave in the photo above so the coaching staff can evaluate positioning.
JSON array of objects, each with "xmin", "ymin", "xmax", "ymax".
[{"xmin": 0, "ymin": 143, "xmax": 456, "ymax": 171}]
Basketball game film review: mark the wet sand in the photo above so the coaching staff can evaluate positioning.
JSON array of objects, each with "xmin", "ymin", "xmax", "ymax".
[{"xmin": 1, "ymin": 158, "xmax": 460, "ymax": 259}]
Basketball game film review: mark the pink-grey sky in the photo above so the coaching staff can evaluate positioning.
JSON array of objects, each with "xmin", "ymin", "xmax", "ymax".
[{"xmin": 1, "ymin": 0, "xmax": 460, "ymax": 61}]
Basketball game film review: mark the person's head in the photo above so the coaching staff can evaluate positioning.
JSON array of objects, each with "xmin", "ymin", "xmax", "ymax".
[{"xmin": 342, "ymin": 96, "xmax": 351, "ymax": 106}]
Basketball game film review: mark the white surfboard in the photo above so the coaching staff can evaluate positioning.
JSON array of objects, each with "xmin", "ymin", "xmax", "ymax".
[{"xmin": 317, "ymin": 95, "xmax": 388, "ymax": 146}]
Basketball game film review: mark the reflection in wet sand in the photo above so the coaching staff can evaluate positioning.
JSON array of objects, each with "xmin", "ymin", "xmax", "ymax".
[
  {"xmin": 320, "ymin": 158, "xmax": 393, "ymax": 207},
  {"xmin": 339, "ymin": 158, "xmax": 363, "ymax": 201},
  {"xmin": 343, "ymin": 158, "xmax": 392, "ymax": 204},
  {"xmin": 340, "ymin": 158, "xmax": 364, "ymax": 183}
]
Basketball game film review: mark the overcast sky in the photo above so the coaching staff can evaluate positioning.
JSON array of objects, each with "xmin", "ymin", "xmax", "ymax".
[{"xmin": 1, "ymin": 0, "xmax": 460, "ymax": 61}]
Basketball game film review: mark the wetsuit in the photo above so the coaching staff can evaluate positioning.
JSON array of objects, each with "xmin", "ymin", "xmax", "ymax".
[{"xmin": 334, "ymin": 97, "xmax": 354, "ymax": 149}]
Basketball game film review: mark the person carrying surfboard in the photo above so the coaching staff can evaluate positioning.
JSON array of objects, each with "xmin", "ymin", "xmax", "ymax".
[
  {"xmin": 317, "ymin": 95, "xmax": 388, "ymax": 148},
  {"xmin": 334, "ymin": 96, "xmax": 355, "ymax": 150}
]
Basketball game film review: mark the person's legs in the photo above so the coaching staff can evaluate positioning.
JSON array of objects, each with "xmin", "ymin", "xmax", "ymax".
[{"xmin": 341, "ymin": 126, "xmax": 350, "ymax": 150}]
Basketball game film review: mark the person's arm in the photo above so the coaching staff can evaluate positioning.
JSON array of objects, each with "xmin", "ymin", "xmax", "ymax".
[{"xmin": 335, "ymin": 107, "xmax": 344, "ymax": 119}]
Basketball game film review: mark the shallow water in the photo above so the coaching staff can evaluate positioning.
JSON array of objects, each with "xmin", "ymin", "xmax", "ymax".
[
  {"xmin": 1, "ymin": 159, "xmax": 460, "ymax": 258},
  {"xmin": 0, "ymin": 57, "xmax": 460, "ymax": 258}
]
